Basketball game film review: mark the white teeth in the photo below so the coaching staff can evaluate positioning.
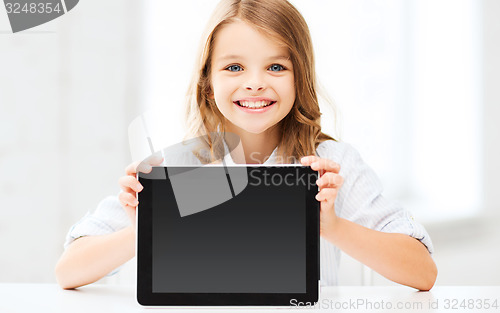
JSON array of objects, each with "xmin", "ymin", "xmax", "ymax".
[{"xmin": 239, "ymin": 100, "xmax": 272, "ymax": 108}]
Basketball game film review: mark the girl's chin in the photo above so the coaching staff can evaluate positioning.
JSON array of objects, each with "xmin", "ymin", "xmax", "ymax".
[{"xmin": 237, "ymin": 124, "xmax": 275, "ymax": 135}]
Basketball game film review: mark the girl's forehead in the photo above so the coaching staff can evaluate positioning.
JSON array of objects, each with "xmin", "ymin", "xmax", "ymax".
[{"xmin": 212, "ymin": 21, "xmax": 290, "ymax": 61}]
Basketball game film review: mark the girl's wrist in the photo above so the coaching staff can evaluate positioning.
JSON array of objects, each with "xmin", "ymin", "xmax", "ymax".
[
  {"xmin": 125, "ymin": 225, "xmax": 136, "ymax": 239},
  {"xmin": 122, "ymin": 226, "xmax": 136, "ymax": 256},
  {"xmin": 324, "ymin": 216, "xmax": 344, "ymax": 245}
]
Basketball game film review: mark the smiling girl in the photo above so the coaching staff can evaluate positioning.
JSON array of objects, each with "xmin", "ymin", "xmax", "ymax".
[{"xmin": 55, "ymin": 0, "xmax": 437, "ymax": 291}]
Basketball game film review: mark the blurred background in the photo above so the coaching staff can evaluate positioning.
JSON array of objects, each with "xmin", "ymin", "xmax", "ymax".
[{"xmin": 1, "ymin": 0, "xmax": 499, "ymax": 286}]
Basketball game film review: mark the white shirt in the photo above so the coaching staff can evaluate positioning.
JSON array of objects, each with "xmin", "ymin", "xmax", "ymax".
[{"xmin": 64, "ymin": 140, "xmax": 434, "ymax": 286}]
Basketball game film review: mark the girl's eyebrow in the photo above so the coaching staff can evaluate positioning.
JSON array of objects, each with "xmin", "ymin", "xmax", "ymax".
[
  {"xmin": 269, "ymin": 55, "xmax": 291, "ymax": 61},
  {"xmin": 216, "ymin": 54, "xmax": 291, "ymax": 62}
]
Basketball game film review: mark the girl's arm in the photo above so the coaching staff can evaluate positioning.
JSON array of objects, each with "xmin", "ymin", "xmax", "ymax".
[
  {"xmin": 301, "ymin": 156, "xmax": 437, "ymax": 291},
  {"xmin": 54, "ymin": 226, "xmax": 135, "ymax": 289},
  {"xmin": 55, "ymin": 154, "xmax": 163, "ymax": 289},
  {"xmin": 324, "ymin": 217, "xmax": 437, "ymax": 291}
]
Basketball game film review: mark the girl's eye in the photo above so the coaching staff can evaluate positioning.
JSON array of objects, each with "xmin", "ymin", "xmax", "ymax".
[
  {"xmin": 268, "ymin": 64, "xmax": 285, "ymax": 72},
  {"xmin": 226, "ymin": 65, "xmax": 243, "ymax": 72}
]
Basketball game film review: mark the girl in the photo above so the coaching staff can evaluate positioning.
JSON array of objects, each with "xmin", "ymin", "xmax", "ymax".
[{"xmin": 55, "ymin": 0, "xmax": 437, "ymax": 291}]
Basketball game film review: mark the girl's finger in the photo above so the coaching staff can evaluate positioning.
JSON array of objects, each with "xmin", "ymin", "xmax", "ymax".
[
  {"xmin": 316, "ymin": 172, "xmax": 343, "ymax": 188},
  {"xmin": 315, "ymin": 187, "xmax": 338, "ymax": 202},
  {"xmin": 125, "ymin": 161, "xmax": 141, "ymax": 176},
  {"xmin": 118, "ymin": 176, "xmax": 143, "ymax": 192},
  {"xmin": 300, "ymin": 155, "xmax": 319, "ymax": 166},
  {"xmin": 120, "ymin": 184, "xmax": 134, "ymax": 195},
  {"xmin": 137, "ymin": 155, "xmax": 164, "ymax": 174},
  {"xmin": 119, "ymin": 191, "xmax": 139, "ymax": 208},
  {"xmin": 126, "ymin": 154, "xmax": 164, "ymax": 176},
  {"xmin": 142, "ymin": 153, "xmax": 164, "ymax": 169},
  {"xmin": 310, "ymin": 158, "xmax": 340, "ymax": 173}
]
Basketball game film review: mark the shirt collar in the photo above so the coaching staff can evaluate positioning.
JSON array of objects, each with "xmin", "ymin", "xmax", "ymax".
[{"xmin": 221, "ymin": 142, "xmax": 279, "ymax": 165}]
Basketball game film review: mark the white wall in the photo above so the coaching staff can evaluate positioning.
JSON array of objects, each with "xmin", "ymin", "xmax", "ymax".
[{"xmin": 0, "ymin": 0, "xmax": 143, "ymax": 283}]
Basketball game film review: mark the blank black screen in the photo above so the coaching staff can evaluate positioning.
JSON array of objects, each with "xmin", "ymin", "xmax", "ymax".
[{"xmin": 150, "ymin": 166, "xmax": 309, "ymax": 293}]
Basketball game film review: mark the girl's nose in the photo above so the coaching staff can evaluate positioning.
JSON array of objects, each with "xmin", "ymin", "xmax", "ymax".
[
  {"xmin": 246, "ymin": 84, "xmax": 264, "ymax": 91},
  {"xmin": 245, "ymin": 72, "xmax": 267, "ymax": 91},
  {"xmin": 246, "ymin": 85, "xmax": 264, "ymax": 91}
]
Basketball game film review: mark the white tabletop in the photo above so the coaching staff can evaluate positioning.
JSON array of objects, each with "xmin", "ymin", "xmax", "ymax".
[{"xmin": 1, "ymin": 283, "xmax": 499, "ymax": 313}]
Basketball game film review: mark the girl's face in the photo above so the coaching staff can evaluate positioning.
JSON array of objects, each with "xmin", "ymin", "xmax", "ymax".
[{"xmin": 210, "ymin": 20, "xmax": 295, "ymax": 135}]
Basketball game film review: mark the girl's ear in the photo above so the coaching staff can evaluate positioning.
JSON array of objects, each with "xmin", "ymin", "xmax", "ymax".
[{"xmin": 209, "ymin": 92, "xmax": 214, "ymax": 99}]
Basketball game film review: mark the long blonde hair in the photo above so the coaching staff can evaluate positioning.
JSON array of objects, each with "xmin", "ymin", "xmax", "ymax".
[{"xmin": 185, "ymin": 0, "xmax": 336, "ymax": 163}]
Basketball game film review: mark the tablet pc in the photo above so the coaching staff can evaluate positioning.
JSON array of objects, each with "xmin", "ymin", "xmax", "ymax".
[{"xmin": 137, "ymin": 165, "xmax": 319, "ymax": 306}]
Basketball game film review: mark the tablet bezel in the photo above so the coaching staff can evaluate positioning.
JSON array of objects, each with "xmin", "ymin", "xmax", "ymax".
[{"xmin": 136, "ymin": 165, "xmax": 319, "ymax": 306}]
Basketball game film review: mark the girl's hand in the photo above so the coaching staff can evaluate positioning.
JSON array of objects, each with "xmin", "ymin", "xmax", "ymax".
[
  {"xmin": 301, "ymin": 156, "xmax": 344, "ymax": 238},
  {"xmin": 118, "ymin": 154, "xmax": 164, "ymax": 229}
]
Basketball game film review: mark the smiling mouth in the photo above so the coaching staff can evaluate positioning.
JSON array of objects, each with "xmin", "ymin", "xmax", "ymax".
[{"xmin": 234, "ymin": 100, "xmax": 276, "ymax": 109}]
